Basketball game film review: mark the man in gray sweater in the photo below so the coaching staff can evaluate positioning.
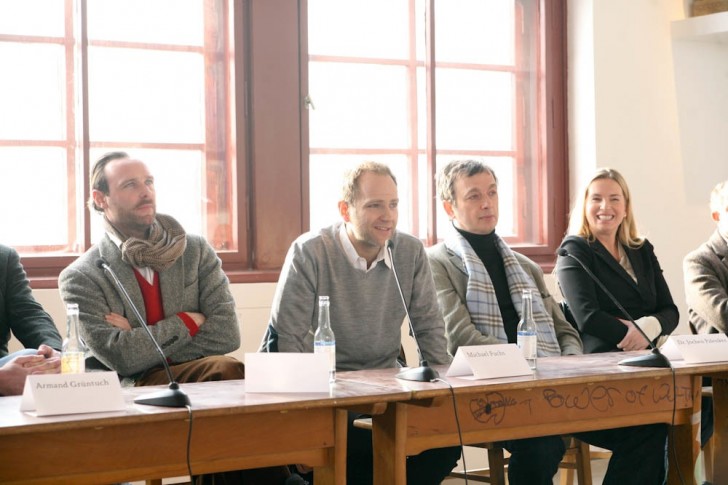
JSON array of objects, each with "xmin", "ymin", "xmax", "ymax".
[{"xmin": 263, "ymin": 161, "xmax": 460, "ymax": 484}]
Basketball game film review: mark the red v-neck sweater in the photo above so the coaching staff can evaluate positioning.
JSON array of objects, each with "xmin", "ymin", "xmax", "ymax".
[{"xmin": 132, "ymin": 269, "xmax": 198, "ymax": 335}]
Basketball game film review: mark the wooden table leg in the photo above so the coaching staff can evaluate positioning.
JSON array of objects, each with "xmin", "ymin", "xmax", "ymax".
[
  {"xmin": 713, "ymin": 377, "xmax": 728, "ymax": 483},
  {"xmin": 372, "ymin": 403, "xmax": 407, "ymax": 485},
  {"xmin": 668, "ymin": 375, "xmax": 700, "ymax": 485},
  {"xmin": 314, "ymin": 409, "xmax": 348, "ymax": 485}
]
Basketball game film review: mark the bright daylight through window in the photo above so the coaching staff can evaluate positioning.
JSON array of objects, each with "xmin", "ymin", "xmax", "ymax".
[
  {"xmin": 0, "ymin": 0, "xmax": 566, "ymax": 284},
  {"xmin": 306, "ymin": 0, "xmax": 567, "ymax": 261},
  {"xmin": 0, "ymin": 0, "xmax": 236, "ymax": 268}
]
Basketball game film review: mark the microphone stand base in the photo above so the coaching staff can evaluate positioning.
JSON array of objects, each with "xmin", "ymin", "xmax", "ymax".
[
  {"xmin": 618, "ymin": 350, "xmax": 671, "ymax": 368},
  {"xmin": 396, "ymin": 366, "xmax": 440, "ymax": 382},
  {"xmin": 134, "ymin": 386, "xmax": 191, "ymax": 408}
]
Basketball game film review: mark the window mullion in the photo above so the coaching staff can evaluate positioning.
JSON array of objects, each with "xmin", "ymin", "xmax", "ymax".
[{"xmin": 424, "ymin": 0, "xmax": 437, "ymax": 246}]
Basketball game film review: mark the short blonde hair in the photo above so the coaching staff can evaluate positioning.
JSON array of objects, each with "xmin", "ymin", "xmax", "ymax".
[
  {"xmin": 710, "ymin": 180, "xmax": 728, "ymax": 214},
  {"xmin": 341, "ymin": 161, "xmax": 397, "ymax": 204},
  {"xmin": 567, "ymin": 168, "xmax": 643, "ymax": 248}
]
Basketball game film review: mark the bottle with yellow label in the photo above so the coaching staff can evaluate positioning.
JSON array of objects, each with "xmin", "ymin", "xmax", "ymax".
[{"xmin": 61, "ymin": 303, "xmax": 86, "ymax": 374}]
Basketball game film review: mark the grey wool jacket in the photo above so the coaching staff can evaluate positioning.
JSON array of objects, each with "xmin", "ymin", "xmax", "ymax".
[
  {"xmin": 427, "ymin": 242, "xmax": 583, "ymax": 357},
  {"xmin": 684, "ymin": 229, "xmax": 728, "ymax": 335},
  {"xmin": 58, "ymin": 233, "xmax": 240, "ymax": 377}
]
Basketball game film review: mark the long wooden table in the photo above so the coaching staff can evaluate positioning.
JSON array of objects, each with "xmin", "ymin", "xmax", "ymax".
[
  {"xmin": 0, "ymin": 378, "xmax": 410, "ymax": 485},
  {"xmin": 338, "ymin": 352, "xmax": 728, "ymax": 485}
]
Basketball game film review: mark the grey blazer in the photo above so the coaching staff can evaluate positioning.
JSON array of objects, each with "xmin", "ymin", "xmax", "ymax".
[
  {"xmin": 58, "ymin": 234, "xmax": 240, "ymax": 377},
  {"xmin": 684, "ymin": 229, "xmax": 728, "ymax": 335},
  {"xmin": 427, "ymin": 242, "xmax": 583, "ymax": 357}
]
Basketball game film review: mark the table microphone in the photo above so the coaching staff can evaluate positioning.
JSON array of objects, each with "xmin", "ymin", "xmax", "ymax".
[
  {"xmin": 386, "ymin": 240, "xmax": 439, "ymax": 382},
  {"xmin": 96, "ymin": 258, "xmax": 191, "ymax": 407},
  {"xmin": 556, "ymin": 249, "xmax": 671, "ymax": 368}
]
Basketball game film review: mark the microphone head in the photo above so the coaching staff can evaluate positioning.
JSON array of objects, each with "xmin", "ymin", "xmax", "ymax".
[
  {"xmin": 96, "ymin": 258, "xmax": 109, "ymax": 269},
  {"xmin": 556, "ymin": 248, "xmax": 569, "ymax": 257},
  {"xmin": 386, "ymin": 239, "xmax": 394, "ymax": 250}
]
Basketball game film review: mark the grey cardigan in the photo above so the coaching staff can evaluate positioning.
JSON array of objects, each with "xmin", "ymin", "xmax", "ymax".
[
  {"xmin": 427, "ymin": 242, "xmax": 583, "ymax": 356},
  {"xmin": 58, "ymin": 234, "xmax": 240, "ymax": 377}
]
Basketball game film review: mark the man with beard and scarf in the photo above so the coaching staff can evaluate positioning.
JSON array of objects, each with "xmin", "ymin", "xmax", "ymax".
[{"xmin": 59, "ymin": 152, "xmax": 292, "ymax": 485}]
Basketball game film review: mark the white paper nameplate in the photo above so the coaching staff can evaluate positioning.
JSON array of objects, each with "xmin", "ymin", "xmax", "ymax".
[
  {"xmin": 446, "ymin": 344, "xmax": 533, "ymax": 380},
  {"xmin": 660, "ymin": 334, "xmax": 728, "ymax": 363},
  {"xmin": 245, "ymin": 352, "xmax": 330, "ymax": 393},
  {"xmin": 20, "ymin": 371, "xmax": 125, "ymax": 416}
]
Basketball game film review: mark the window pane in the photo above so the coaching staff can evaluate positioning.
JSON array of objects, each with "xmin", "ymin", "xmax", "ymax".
[
  {"xmin": 435, "ymin": 0, "xmax": 515, "ymax": 65},
  {"xmin": 0, "ymin": 148, "xmax": 76, "ymax": 248},
  {"xmin": 435, "ymin": 69, "xmax": 514, "ymax": 151},
  {"xmin": 0, "ymin": 43, "xmax": 66, "ymax": 140},
  {"xmin": 87, "ymin": 0, "xmax": 203, "ymax": 46},
  {"xmin": 309, "ymin": 62, "xmax": 410, "ymax": 149},
  {"xmin": 309, "ymin": 154, "xmax": 411, "ymax": 234},
  {"xmin": 309, "ymin": 0, "xmax": 410, "ymax": 59},
  {"xmin": 0, "ymin": 0, "xmax": 65, "ymax": 36},
  {"xmin": 88, "ymin": 47, "xmax": 205, "ymax": 143},
  {"xmin": 309, "ymin": 0, "xmax": 551, "ymax": 249},
  {"xmin": 1, "ymin": 0, "xmax": 239, "ymax": 272}
]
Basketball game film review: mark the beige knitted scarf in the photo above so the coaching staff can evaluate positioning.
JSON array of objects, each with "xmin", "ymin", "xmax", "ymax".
[{"xmin": 104, "ymin": 213, "xmax": 187, "ymax": 272}]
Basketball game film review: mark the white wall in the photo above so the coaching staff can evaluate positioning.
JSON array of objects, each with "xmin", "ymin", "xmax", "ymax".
[
  {"xmin": 15, "ymin": 0, "xmax": 723, "ymax": 353},
  {"xmin": 562, "ymin": 0, "xmax": 721, "ymax": 335}
]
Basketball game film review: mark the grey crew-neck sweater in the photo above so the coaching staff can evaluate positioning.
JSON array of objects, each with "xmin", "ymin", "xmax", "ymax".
[{"xmin": 265, "ymin": 222, "xmax": 450, "ymax": 371}]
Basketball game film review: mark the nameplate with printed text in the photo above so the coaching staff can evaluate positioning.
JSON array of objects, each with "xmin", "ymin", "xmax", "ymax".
[
  {"xmin": 660, "ymin": 333, "xmax": 728, "ymax": 363},
  {"xmin": 19, "ymin": 371, "xmax": 125, "ymax": 416},
  {"xmin": 245, "ymin": 352, "xmax": 330, "ymax": 393},
  {"xmin": 446, "ymin": 344, "xmax": 533, "ymax": 380}
]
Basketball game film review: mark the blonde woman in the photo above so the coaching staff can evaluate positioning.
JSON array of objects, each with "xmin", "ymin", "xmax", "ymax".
[
  {"xmin": 556, "ymin": 168, "xmax": 678, "ymax": 354},
  {"xmin": 554, "ymin": 168, "xmax": 675, "ymax": 484}
]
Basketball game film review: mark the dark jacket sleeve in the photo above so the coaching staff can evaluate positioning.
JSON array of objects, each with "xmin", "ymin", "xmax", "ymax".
[
  {"xmin": 0, "ymin": 245, "xmax": 62, "ymax": 356},
  {"xmin": 555, "ymin": 236, "xmax": 677, "ymax": 353}
]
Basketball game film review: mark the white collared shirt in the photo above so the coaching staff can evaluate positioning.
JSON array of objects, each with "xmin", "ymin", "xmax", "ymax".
[
  {"xmin": 106, "ymin": 232, "xmax": 155, "ymax": 284},
  {"xmin": 338, "ymin": 223, "xmax": 391, "ymax": 272}
]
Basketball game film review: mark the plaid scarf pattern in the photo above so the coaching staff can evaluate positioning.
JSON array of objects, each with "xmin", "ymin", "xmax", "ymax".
[{"xmin": 445, "ymin": 230, "xmax": 561, "ymax": 357}]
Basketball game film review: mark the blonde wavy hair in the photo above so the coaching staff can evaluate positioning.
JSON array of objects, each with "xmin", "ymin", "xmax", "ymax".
[{"xmin": 567, "ymin": 168, "xmax": 643, "ymax": 248}]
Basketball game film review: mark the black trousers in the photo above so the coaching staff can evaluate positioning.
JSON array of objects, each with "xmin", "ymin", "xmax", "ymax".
[
  {"xmin": 298, "ymin": 412, "xmax": 461, "ymax": 484},
  {"xmin": 500, "ymin": 435, "xmax": 566, "ymax": 485},
  {"xmin": 574, "ymin": 423, "xmax": 668, "ymax": 485}
]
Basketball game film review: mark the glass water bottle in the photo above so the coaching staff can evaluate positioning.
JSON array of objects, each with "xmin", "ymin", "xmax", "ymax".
[
  {"xmin": 61, "ymin": 303, "xmax": 86, "ymax": 374},
  {"xmin": 314, "ymin": 295, "xmax": 336, "ymax": 383},
  {"xmin": 516, "ymin": 289, "xmax": 537, "ymax": 370}
]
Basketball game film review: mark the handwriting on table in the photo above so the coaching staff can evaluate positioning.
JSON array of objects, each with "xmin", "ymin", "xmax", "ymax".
[
  {"xmin": 469, "ymin": 381, "xmax": 693, "ymax": 424},
  {"xmin": 470, "ymin": 392, "xmax": 531, "ymax": 425}
]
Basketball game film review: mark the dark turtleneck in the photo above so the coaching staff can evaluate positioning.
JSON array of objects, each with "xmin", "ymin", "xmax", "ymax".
[{"xmin": 457, "ymin": 228, "xmax": 519, "ymax": 342}]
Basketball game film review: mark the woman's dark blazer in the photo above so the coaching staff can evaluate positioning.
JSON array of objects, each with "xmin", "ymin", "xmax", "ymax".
[{"xmin": 555, "ymin": 235, "xmax": 678, "ymax": 354}]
